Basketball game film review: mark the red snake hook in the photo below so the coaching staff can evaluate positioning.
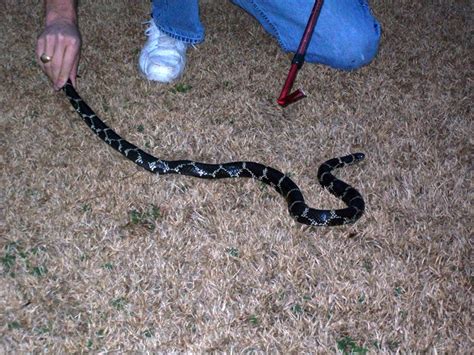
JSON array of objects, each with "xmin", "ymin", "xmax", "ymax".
[{"xmin": 277, "ymin": 0, "xmax": 324, "ymax": 107}]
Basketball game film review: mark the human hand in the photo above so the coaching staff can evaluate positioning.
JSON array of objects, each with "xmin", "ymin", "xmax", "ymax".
[{"xmin": 37, "ymin": 19, "xmax": 81, "ymax": 90}]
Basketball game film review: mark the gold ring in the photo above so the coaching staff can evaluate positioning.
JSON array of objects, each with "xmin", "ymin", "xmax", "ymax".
[{"xmin": 40, "ymin": 53, "xmax": 52, "ymax": 64}]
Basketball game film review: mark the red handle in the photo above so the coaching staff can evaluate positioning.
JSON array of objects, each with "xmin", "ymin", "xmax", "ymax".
[
  {"xmin": 277, "ymin": 64, "xmax": 306, "ymax": 107},
  {"xmin": 277, "ymin": 0, "xmax": 324, "ymax": 107}
]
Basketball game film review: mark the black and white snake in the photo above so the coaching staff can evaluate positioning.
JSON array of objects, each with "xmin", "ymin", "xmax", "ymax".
[{"xmin": 62, "ymin": 80, "xmax": 365, "ymax": 226}]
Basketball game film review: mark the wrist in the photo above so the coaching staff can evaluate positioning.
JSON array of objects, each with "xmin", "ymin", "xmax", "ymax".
[{"xmin": 45, "ymin": 1, "xmax": 78, "ymax": 26}]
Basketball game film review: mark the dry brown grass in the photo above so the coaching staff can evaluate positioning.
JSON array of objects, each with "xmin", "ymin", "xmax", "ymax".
[{"xmin": 1, "ymin": 0, "xmax": 472, "ymax": 352}]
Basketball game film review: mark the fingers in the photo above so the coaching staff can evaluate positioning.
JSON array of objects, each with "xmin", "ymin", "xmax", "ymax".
[
  {"xmin": 44, "ymin": 37, "xmax": 59, "ymax": 87},
  {"xmin": 57, "ymin": 38, "xmax": 79, "ymax": 89},
  {"xmin": 70, "ymin": 54, "xmax": 80, "ymax": 88},
  {"xmin": 37, "ymin": 22, "xmax": 81, "ymax": 90},
  {"xmin": 36, "ymin": 35, "xmax": 52, "ymax": 75},
  {"xmin": 37, "ymin": 31, "xmax": 57, "ymax": 86}
]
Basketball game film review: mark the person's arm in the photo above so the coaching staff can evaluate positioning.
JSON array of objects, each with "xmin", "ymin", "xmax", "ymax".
[{"xmin": 36, "ymin": 0, "xmax": 81, "ymax": 90}]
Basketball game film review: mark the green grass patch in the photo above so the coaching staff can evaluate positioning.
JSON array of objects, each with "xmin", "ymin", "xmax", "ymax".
[
  {"xmin": 8, "ymin": 321, "xmax": 21, "ymax": 330},
  {"xmin": 110, "ymin": 297, "xmax": 127, "ymax": 311},
  {"xmin": 170, "ymin": 83, "xmax": 192, "ymax": 94},
  {"xmin": 101, "ymin": 262, "xmax": 114, "ymax": 270},
  {"xmin": 336, "ymin": 336, "xmax": 368, "ymax": 354},
  {"xmin": 394, "ymin": 286, "xmax": 405, "ymax": 297},
  {"xmin": 290, "ymin": 304, "xmax": 303, "ymax": 315},
  {"xmin": 30, "ymin": 265, "xmax": 47, "ymax": 277},
  {"xmin": 2, "ymin": 242, "xmax": 47, "ymax": 277},
  {"xmin": 248, "ymin": 315, "xmax": 259, "ymax": 326},
  {"xmin": 143, "ymin": 329, "xmax": 154, "ymax": 338},
  {"xmin": 128, "ymin": 204, "xmax": 162, "ymax": 230},
  {"xmin": 362, "ymin": 259, "xmax": 373, "ymax": 273},
  {"xmin": 1, "ymin": 253, "xmax": 16, "ymax": 272},
  {"xmin": 82, "ymin": 204, "xmax": 92, "ymax": 213},
  {"xmin": 226, "ymin": 247, "xmax": 240, "ymax": 258}
]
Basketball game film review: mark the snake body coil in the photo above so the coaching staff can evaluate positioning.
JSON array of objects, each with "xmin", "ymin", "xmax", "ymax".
[{"xmin": 63, "ymin": 81, "xmax": 365, "ymax": 226}]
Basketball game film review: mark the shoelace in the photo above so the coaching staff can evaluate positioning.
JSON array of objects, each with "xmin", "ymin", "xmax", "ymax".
[
  {"xmin": 143, "ymin": 21, "xmax": 176, "ymax": 47},
  {"xmin": 143, "ymin": 21, "xmax": 184, "ymax": 50}
]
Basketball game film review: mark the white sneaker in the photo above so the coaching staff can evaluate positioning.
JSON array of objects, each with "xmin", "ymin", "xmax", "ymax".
[{"xmin": 139, "ymin": 21, "xmax": 187, "ymax": 83}]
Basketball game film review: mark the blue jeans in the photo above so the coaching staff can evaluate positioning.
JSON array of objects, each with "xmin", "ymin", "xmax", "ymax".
[{"xmin": 152, "ymin": 0, "xmax": 381, "ymax": 70}]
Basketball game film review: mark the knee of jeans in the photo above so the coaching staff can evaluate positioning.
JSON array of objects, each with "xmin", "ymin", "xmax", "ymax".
[{"xmin": 307, "ymin": 20, "xmax": 381, "ymax": 71}]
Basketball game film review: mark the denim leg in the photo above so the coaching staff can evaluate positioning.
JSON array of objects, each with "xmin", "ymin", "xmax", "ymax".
[
  {"xmin": 231, "ymin": 0, "xmax": 381, "ymax": 70},
  {"xmin": 152, "ymin": 0, "xmax": 205, "ymax": 44}
]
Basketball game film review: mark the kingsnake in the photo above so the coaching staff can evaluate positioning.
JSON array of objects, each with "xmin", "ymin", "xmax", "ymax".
[{"xmin": 62, "ymin": 80, "xmax": 365, "ymax": 226}]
